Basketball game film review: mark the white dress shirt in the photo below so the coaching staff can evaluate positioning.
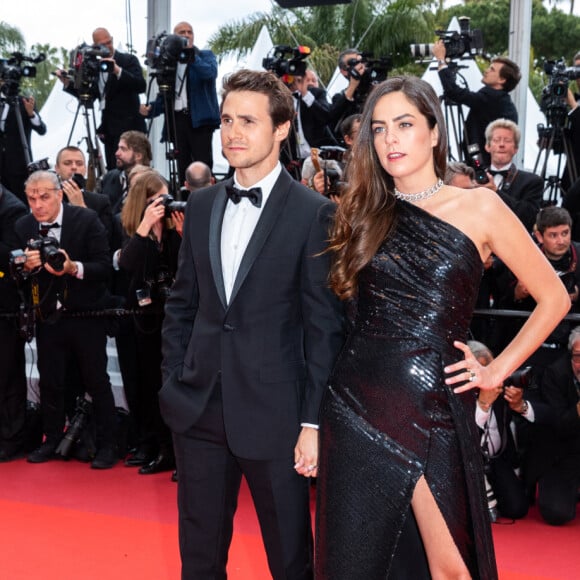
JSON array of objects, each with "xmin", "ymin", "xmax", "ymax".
[{"xmin": 220, "ymin": 163, "xmax": 282, "ymax": 304}]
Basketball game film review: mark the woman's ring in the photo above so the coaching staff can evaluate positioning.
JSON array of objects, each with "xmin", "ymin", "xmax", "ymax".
[{"xmin": 468, "ymin": 370, "xmax": 476, "ymax": 382}]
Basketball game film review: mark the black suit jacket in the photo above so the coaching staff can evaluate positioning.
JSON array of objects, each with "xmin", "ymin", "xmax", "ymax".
[
  {"xmin": 0, "ymin": 186, "xmax": 28, "ymax": 312},
  {"xmin": 438, "ymin": 67, "xmax": 518, "ymax": 162},
  {"xmin": 99, "ymin": 169, "xmax": 126, "ymax": 214},
  {"xmin": 296, "ymin": 87, "xmax": 338, "ymax": 149},
  {"xmin": 63, "ymin": 189, "xmax": 113, "ymax": 245},
  {"xmin": 14, "ymin": 204, "xmax": 111, "ymax": 317},
  {"xmin": 160, "ymin": 168, "xmax": 345, "ymax": 459},
  {"xmin": 496, "ymin": 166, "xmax": 543, "ymax": 232},
  {"xmin": 0, "ymin": 97, "xmax": 47, "ymax": 199}
]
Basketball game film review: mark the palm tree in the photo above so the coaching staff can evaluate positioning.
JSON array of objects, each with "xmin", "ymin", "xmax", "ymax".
[
  {"xmin": 208, "ymin": 0, "xmax": 435, "ymax": 84},
  {"xmin": 0, "ymin": 20, "xmax": 26, "ymax": 54}
]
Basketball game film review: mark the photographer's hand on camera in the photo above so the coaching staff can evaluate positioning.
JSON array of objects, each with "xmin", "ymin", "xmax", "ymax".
[
  {"xmin": 60, "ymin": 178, "xmax": 86, "ymax": 208},
  {"xmin": 45, "ymin": 248, "xmax": 77, "ymax": 277},
  {"xmin": 171, "ymin": 211, "xmax": 184, "ymax": 237},
  {"xmin": 503, "ymin": 385, "xmax": 526, "ymax": 413},
  {"xmin": 432, "ymin": 40, "xmax": 447, "ymax": 67},
  {"xmin": 344, "ymin": 59, "xmax": 366, "ymax": 102},
  {"xmin": 476, "ymin": 385, "xmax": 503, "ymax": 413},
  {"xmin": 136, "ymin": 196, "xmax": 165, "ymax": 239}
]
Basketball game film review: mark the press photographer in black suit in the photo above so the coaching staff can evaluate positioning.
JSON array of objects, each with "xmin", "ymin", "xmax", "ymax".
[
  {"xmin": 494, "ymin": 207, "xmax": 580, "ymax": 372},
  {"xmin": 55, "ymin": 27, "xmax": 146, "ymax": 171},
  {"xmin": 469, "ymin": 341, "xmax": 529, "ymax": 521},
  {"xmin": 433, "ymin": 40, "xmax": 521, "ymax": 165},
  {"xmin": 54, "ymin": 146, "xmax": 113, "ymax": 242},
  {"xmin": 0, "ymin": 184, "xmax": 28, "ymax": 461},
  {"xmin": 482, "ymin": 118, "xmax": 543, "ymax": 233},
  {"xmin": 100, "ymin": 130, "xmax": 153, "ymax": 214},
  {"xmin": 530, "ymin": 326, "xmax": 580, "ymax": 525},
  {"xmin": 0, "ymin": 90, "xmax": 47, "ymax": 203},
  {"xmin": 13, "ymin": 170, "xmax": 118, "ymax": 469}
]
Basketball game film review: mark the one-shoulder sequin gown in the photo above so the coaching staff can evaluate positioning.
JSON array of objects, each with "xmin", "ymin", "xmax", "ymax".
[{"xmin": 315, "ymin": 200, "xmax": 497, "ymax": 579}]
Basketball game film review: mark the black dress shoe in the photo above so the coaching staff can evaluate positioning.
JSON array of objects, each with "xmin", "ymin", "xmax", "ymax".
[
  {"xmin": 124, "ymin": 446, "xmax": 154, "ymax": 467},
  {"xmin": 138, "ymin": 452, "xmax": 176, "ymax": 475},
  {"xmin": 91, "ymin": 446, "xmax": 118, "ymax": 470},
  {"xmin": 27, "ymin": 440, "xmax": 59, "ymax": 464}
]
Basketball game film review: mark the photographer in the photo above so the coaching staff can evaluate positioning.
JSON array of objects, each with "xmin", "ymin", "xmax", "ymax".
[
  {"xmin": 302, "ymin": 113, "xmax": 360, "ymax": 201},
  {"xmin": 329, "ymin": 49, "xmax": 368, "ymax": 135},
  {"xmin": 0, "ymin": 89, "xmax": 47, "ymax": 203},
  {"xmin": 469, "ymin": 341, "xmax": 530, "ymax": 521},
  {"xmin": 482, "ymin": 118, "xmax": 543, "ymax": 233},
  {"xmin": 433, "ymin": 40, "xmax": 521, "ymax": 165},
  {"xmin": 0, "ymin": 184, "xmax": 28, "ymax": 461},
  {"xmin": 494, "ymin": 206, "xmax": 580, "ymax": 371},
  {"xmin": 288, "ymin": 68, "xmax": 338, "ymax": 162},
  {"xmin": 54, "ymin": 145, "xmax": 113, "ymax": 243},
  {"xmin": 100, "ymin": 130, "xmax": 152, "ymax": 214},
  {"xmin": 118, "ymin": 170, "xmax": 181, "ymax": 476},
  {"xmin": 55, "ymin": 27, "xmax": 146, "ymax": 171},
  {"xmin": 140, "ymin": 22, "xmax": 219, "ymax": 184},
  {"xmin": 528, "ymin": 326, "xmax": 580, "ymax": 525},
  {"xmin": 13, "ymin": 170, "xmax": 118, "ymax": 469}
]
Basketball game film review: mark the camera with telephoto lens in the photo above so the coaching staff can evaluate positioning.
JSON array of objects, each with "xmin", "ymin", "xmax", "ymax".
[
  {"xmin": 0, "ymin": 51, "xmax": 45, "ymax": 98},
  {"xmin": 27, "ymin": 236, "xmax": 66, "ymax": 272},
  {"xmin": 344, "ymin": 52, "xmax": 393, "ymax": 105},
  {"xmin": 155, "ymin": 193, "xmax": 187, "ymax": 217},
  {"xmin": 540, "ymin": 58, "xmax": 580, "ymax": 128},
  {"xmin": 262, "ymin": 45, "xmax": 311, "ymax": 84},
  {"xmin": 466, "ymin": 143, "xmax": 490, "ymax": 185},
  {"xmin": 410, "ymin": 16, "xmax": 484, "ymax": 61},
  {"xmin": 318, "ymin": 146, "xmax": 347, "ymax": 197},
  {"xmin": 145, "ymin": 32, "xmax": 194, "ymax": 89},
  {"xmin": 66, "ymin": 43, "xmax": 114, "ymax": 101},
  {"xmin": 55, "ymin": 395, "xmax": 92, "ymax": 458}
]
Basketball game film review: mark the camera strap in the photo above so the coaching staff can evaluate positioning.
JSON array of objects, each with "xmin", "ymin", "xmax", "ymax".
[{"xmin": 498, "ymin": 163, "xmax": 518, "ymax": 193}]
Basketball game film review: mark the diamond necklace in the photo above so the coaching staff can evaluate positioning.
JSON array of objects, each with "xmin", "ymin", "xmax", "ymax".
[{"xmin": 394, "ymin": 179, "xmax": 444, "ymax": 202}]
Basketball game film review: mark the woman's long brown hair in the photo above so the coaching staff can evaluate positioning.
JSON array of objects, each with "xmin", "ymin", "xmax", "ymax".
[{"xmin": 328, "ymin": 76, "xmax": 448, "ymax": 300}]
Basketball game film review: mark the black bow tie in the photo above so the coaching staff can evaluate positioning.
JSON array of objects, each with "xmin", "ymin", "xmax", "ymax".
[
  {"xmin": 39, "ymin": 222, "xmax": 60, "ymax": 236},
  {"xmin": 489, "ymin": 169, "xmax": 509, "ymax": 178},
  {"xmin": 225, "ymin": 185, "xmax": 262, "ymax": 208}
]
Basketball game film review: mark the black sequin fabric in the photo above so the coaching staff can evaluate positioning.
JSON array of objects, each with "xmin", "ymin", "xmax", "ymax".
[{"xmin": 315, "ymin": 200, "xmax": 497, "ymax": 579}]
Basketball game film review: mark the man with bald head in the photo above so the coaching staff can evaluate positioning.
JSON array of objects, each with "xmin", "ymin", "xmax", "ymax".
[
  {"xmin": 141, "ymin": 21, "xmax": 219, "ymax": 184},
  {"xmin": 55, "ymin": 27, "xmax": 146, "ymax": 170}
]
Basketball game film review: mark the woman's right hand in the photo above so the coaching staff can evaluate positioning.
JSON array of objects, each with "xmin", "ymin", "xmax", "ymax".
[{"xmin": 136, "ymin": 196, "xmax": 165, "ymax": 237}]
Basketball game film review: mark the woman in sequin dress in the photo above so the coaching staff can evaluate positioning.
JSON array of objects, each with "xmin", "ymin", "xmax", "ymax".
[{"xmin": 315, "ymin": 76, "xmax": 570, "ymax": 579}]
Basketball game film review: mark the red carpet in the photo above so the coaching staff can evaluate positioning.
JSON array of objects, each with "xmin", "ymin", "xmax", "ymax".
[{"xmin": 0, "ymin": 458, "xmax": 577, "ymax": 579}]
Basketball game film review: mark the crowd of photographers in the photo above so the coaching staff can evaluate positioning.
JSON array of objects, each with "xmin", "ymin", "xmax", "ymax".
[{"xmin": 1, "ymin": 19, "xmax": 580, "ymax": 526}]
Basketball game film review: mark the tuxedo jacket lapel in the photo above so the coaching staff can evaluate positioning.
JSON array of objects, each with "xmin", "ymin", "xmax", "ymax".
[
  {"xmin": 228, "ymin": 173, "xmax": 290, "ymax": 306},
  {"xmin": 209, "ymin": 186, "xmax": 228, "ymax": 309}
]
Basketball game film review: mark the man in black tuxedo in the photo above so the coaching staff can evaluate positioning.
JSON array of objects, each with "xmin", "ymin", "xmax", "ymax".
[
  {"xmin": 0, "ymin": 91, "xmax": 47, "ymax": 203},
  {"xmin": 99, "ymin": 130, "xmax": 152, "ymax": 214},
  {"xmin": 482, "ymin": 118, "xmax": 543, "ymax": 233},
  {"xmin": 55, "ymin": 27, "xmax": 146, "ymax": 171},
  {"xmin": 0, "ymin": 185, "xmax": 29, "ymax": 461},
  {"xmin": 54, "ymin": 145, "xmax": 113, "ymax": 242},
  {"xmin": 433, "ymin": 40, "xmax": 521, "ymax": 165},
  {"xmin": 14, "ymin": 170, "xmax": 118, "ymax": 469},
  {"xmin": 160, "ymin": 69, "xmax": 345, "ymax": 579}
]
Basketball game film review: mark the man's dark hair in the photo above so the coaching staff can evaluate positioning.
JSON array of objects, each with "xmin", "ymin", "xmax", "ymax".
[
  {"xmin": 535, "ymin": 206, "xmax": 572, "ymax": 234},
  {"xmin": 119, "ymin": 130, "xmax": 153, "ymax": 166},
  {"xmin": 221, "ymin": 69, "xmax": 294, "ymax": 129},
  {"xmin": 493, "ymin": 57, "xmax": 521, "ymax": 93}
]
